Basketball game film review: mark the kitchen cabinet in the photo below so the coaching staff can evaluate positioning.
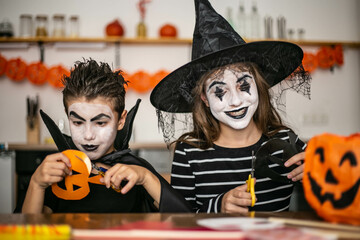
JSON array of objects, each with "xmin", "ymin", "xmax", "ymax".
[{"xmin": 0, "ymin": 151, "xmax": 15, "ymax": 213}]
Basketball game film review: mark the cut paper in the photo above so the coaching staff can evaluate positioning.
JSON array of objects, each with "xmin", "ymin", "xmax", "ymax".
[
  {"xmin": 52, "ymin": 150, "xmax": 92, "ymax": 200},
  {"xmin": 197, "ymin": 217, "xmax": 283, "ymax": 231}
]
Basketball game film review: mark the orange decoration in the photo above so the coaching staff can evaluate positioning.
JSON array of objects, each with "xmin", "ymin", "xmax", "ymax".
[
  {"xmin": 88, "ymin": 174, "xmax": 103, "ymax": 185},
  {"xmin": 0, "ymin": 55, "xmax": 7, "ymax": 76},
  {"xmin": 47, "ymin": 65, "xmax": 69, "ymax": 88},
  {"xmin": 303, "ymin": 133, "xmax": 360, "ymax": 225},
  {"xmin": 334, "ymin": 45, "xmax": 344, "ymax": 66},
  {"xmin": 105, "ymin": 19, "xmax": 125, "ymax": 37},
  {"xmin": 302, "ymin": 52, "xmax": 318, "ymax": 73},
  {"xmin": 5, "ymin": 58, "xmax": 27, "ymax": 81},
  {"xmin": 26, "ymin": 61, "xmax": 48, "ymax": 85},
  {"xmin": 128, "ymin": 70, "xmax": 152, "ymax": 93},
  {"xmin": 316, "ymin": 46, "xmax": 335, "ymax": 69},
  {"xmin": 159, "ymin": 24, "xmax": 177, "ymax": 38},
  {"xmin": 52, "ymin": 150, "xmax": 92, "ymax": 200},
  {"xmin": 151, "ymin": 70, "xmax": 169, "ymax": 88}
]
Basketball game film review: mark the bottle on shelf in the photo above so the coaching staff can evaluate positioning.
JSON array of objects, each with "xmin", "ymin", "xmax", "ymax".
[
  {"xmin": 249, "ymin": 1, "xmax": 260, "ymax": 39},
  {"xmin": 35, "ymin": 15, "xmax": 48, "ymax": 37},
  {"xmin": 69, "ymin": 15, "xmax": 79, "ymax": 38},
  {"xmin": 19, "ymin": 14, "xmax": 33, "ymax": 38},
  {"xmin": 237, "ymin": 0, "xmax": 247, "ymax": 38},
  {"xmin": 52, "ymin": 14, "xmax": 65, "ymax": 37}
]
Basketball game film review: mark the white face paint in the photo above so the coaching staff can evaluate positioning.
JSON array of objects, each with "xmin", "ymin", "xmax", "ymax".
[
  {"xmin": 68, "ymin": 99, "xmax": 120, "ymax": 160},
  {"xmin": 204, "ymin": 68, "xmax": 259, "ymax": 130}
]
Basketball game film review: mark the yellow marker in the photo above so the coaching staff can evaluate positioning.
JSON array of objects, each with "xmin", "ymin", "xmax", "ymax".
[{"xmin": 246, "ymin": 150, "xmax": 256, "ymax": 207}]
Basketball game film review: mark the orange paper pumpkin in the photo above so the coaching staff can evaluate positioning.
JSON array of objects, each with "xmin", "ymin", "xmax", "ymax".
[
  {"xmin": 303, "ymin": 133, "xmax": 360, "ymax": 225},
  {"xmin": 151, "ymin": 70, "xmax": 169, "ymax": 88},
  {"xmin": 26, "ymin": 61, "xmax": 48, "ymax": 85},
  {"xmin": 334, "ymin": 45, "xmax": 344, "ymax": 66},
  {"xmin": 316, "ymin": 46, "xmax": 335, "ymax": 69},
  {"xmin": 0, "ymin": 54, "xmax": 7, "ymax": 76},
  {"xmin": 47, "ymin": 65, "xmax": 69, "ymax": 88},
  {"xmin": 52, "ymin": 150, "xmax": 92, "ymax": 200},
  {"xmin": 129, "ymin": 70, "xmax": 152, "ymax": 93},
  {"xmin": 302, "ymin": 52, "xmax": 318, "ymax": 73},
  {"xmin": 5, "ymin": 58, "xmax": 27, "ymax": 81}
]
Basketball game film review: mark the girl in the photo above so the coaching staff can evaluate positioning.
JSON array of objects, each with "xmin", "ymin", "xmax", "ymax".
[{"xmin": 150, "ymin": 0, "xmax": 311, "ymax": 213}]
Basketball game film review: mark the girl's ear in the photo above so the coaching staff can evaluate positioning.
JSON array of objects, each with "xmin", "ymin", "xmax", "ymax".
[
  {"xmin": 117, "ymin": 110, "xmax": 128, "ymax": 130},
  {"xmin": 201, "ymin": 93, "xmax": 209, "ymax": 107}
]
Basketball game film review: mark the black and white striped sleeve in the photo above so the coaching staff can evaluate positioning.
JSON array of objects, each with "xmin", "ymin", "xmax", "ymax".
[{"xmin": 171, "ymin": 143, "xmax": 198, "ymax": 211}]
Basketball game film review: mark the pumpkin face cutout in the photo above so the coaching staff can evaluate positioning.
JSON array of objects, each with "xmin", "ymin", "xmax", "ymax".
[
  {"xmin": 52, "ymin": 150, "xmax": 92, "ymax": 200},
  {"xmin": 303, "ymin": 133, "xmax": 360, "ymax": 225}
]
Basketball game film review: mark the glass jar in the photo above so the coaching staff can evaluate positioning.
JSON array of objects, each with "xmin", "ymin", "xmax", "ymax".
[
  {"xmin": 69, "ymin": 15, "xmax": 79, "ymax": 37},
  {"xmin": 52, "ymin": 14, "xmax": 65, "ymax": 37},
  {"xmin": 35, "ymin": 15, "xmax": 48, "ymax": 37},
  {"xmin": 19, "ymin": 14, "xmax": 33, "ymax": 37}
]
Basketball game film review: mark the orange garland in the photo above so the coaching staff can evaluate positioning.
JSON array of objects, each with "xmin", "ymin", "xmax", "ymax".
[{"xmin": 0, "ymin": 45, "xmax": 343, "ymax": 91}]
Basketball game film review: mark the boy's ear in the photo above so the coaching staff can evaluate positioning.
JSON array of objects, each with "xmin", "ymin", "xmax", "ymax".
[
  {"xmin": 201, "ymin": 93, "xmax": 209, "ymax": 107},
  {"xmin": 117, "ymin": 110, "xmax": 128, "ymax": 131}
]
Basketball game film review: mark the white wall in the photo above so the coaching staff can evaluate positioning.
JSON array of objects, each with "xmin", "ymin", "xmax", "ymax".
[{"xmin": 0, "ymin": 0, "xmax": 359, "ymax": 144}]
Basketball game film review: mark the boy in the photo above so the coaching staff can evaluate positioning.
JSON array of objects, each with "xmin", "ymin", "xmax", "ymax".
[{"xmin": 22, "ymin": 59, "xmax": 190, "ymax": 213}]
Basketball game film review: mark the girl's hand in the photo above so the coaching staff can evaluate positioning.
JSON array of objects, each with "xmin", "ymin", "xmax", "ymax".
[
  {"xmin": 31, "ymin": 152, "xmax": 72, "ymax": 189},
  {"xmin": 285, "ymin": 151, "xmax": 305, "ymax": 182},
  {"xmin": 221, "ymin": 183, "xmax": 254, "ymax": 213},
  {"xmin": 101, "ymin": 164, "xmax": 150, "ymax": 194}
]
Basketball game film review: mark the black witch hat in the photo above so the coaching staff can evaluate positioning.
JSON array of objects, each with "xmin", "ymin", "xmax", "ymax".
[{"xmin": 150, "ymin": 0, "xmax": 304, "ymax": 113}]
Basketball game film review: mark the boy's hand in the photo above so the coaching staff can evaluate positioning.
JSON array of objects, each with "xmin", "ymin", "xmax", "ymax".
[
  {"xmin": 101, "ymin": 164, "xmax": 150, "ymax": 194},
  {"xmin": 31, "ymin": 152, "xmax": 72, "ymax": 189},
  {"xmin": 285, "ymin": 151, "xmax": 305, "ymax": 182},
  {"xmin": 221, "ymin": 183, "xmax": 255, "ymax": 213}
]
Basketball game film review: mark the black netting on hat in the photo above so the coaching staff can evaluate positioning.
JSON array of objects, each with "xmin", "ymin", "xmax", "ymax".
[
  {"xmin": 271, "ymin": 64, "xmax": 311, "ymax": 113},
  {"xmin": 156, "ymin": 110, "xmax": 193, "ymax": 146}
]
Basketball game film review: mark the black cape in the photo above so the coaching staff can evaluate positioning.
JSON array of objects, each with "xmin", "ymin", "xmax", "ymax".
[{"xmin": 40, "ymin": 99, "xmax": 191, "ymax": 213}]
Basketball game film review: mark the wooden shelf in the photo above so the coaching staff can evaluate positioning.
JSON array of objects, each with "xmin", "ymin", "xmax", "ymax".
[
  {"xmin": 0, "ymin": 37, "xmax": 359, "ymax": 47},
  {"xmin": 0, "ymin": 37, "xmax": 192, "ymax": 45}
]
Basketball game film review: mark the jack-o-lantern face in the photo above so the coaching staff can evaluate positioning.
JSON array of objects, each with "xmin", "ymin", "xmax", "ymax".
[
  {"xmin": 303, "ymin": 133, "xmax": 360, "ymax": 225},
  {"xmin": 52, "ymin": 150, "xmax": 92, "ymax": 200}
]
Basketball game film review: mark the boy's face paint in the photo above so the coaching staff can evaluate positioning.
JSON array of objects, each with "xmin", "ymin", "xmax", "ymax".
[
  {"xmin": 68, "ymin": 98, "xmax": 120, "ymax": 160},
  {"xmin": 204, "ymin": 68, "xmax": 259, "ymax": 130}
]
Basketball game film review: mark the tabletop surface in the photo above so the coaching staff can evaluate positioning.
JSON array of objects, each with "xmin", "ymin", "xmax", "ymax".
[{"xmin": 1, "ymin": 212, "xmax": 360, "ymax": 239}]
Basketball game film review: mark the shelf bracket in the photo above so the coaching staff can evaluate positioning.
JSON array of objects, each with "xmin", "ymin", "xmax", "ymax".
[
  {"xmin": 114, "ymin": 41, "xmax": 120, "ymax": 69},
  {"xmin": 38, "ymin": 41, "xmax": 45, "ymax": 63}
]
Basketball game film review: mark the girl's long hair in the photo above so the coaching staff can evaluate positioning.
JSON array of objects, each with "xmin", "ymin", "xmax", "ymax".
[{"xmin": 175, "ymin": 62, "xmax": 287, "ymax": 149}]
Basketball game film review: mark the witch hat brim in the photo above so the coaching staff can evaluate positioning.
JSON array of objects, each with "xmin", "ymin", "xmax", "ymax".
[
  {"xmin": 40, "ymin": 99, "xmax": 142, "ymax": 152},
  {"xmin": 150, "ymin": 0, "xmax": 303, "ymax": 113}
]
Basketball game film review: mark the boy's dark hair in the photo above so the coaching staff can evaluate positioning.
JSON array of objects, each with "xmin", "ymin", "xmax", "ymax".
[{"xmin": 62, "ymin": 59, "xmax": 127, "ymax": 117}]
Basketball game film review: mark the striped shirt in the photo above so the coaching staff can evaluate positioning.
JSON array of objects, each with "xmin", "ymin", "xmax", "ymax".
[{"xmin": 171, "ymin": 129, "xmax": 306, "ymax": 213}]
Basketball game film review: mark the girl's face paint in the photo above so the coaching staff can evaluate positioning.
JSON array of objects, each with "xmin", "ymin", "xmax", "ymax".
[
  {"xmin": 204, "ymin": 68, "xmax": 259, "ymax": 130},
  {"xmin": 68, "ymin": 98, "xmax": 121, "ymax": 160}
]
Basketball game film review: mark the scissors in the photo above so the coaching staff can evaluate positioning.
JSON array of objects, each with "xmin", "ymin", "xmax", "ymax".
[
  {"xmin": 246, "ymin": 150, "xmax": 256, "ymax": 207},
  {"xmin": 91, "ymin": 163, "xmax": 122, "ymax": 193}
]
